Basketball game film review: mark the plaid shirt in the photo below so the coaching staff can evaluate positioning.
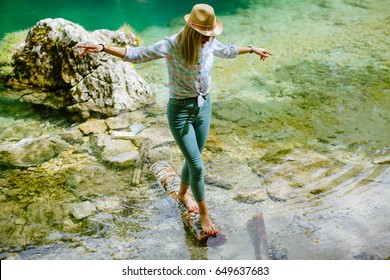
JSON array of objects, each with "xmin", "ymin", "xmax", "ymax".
[{"xmin": 123, "ymin": 34, "xmax": 238, "ymax": 101}]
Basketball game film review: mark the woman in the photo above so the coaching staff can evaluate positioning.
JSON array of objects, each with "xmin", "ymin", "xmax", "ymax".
[{"xmin": 77, "ymin": 4, "xmax": 271, "ymax": 235}]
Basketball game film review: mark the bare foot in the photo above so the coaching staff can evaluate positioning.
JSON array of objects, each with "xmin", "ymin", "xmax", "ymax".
[
  {"xmin": 200, "ymin": 214, "xmax": 218, "ymax": 235},
  {"xmin": 178, "ymin": 192, "xmax": 199, "ymax": 212}
]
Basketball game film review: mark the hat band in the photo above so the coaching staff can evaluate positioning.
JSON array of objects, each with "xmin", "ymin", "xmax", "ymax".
[{"xmin": 187, "ymin": 18, "xmax": 216, "ymax": 31}]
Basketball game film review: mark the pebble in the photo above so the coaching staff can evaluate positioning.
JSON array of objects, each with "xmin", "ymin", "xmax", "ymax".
[
  {"xmin": 15, "ymin": 218, "xmax": 26, "ymax": 225},
  {"xmin": 71, "ymin": 201, "xmax": 97, "ymax": 220}
]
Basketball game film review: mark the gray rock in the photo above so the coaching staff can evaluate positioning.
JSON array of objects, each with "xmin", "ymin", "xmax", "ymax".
[
  {"xmin": 0, "ymin": 119, "xmax": 45, "ymax": 141},
  {"xmin": 71, "ymin": 201, "xmax": 97, "ymax": 220},
  {"xmin": 134, "ymin": 127, "xmax": 175, "ymax": 149},
  {"xmin": 100, "ymin": 139, "xmax": 136, "ymax": 157},
  {"xmin": 110, "ymin": 131, "xmax": 136, "ymax": 140},
  {"xmin": 58, "ymin": 127, "xmax": 84, "ymax": 144},
  {"xmin": 130, "ymin": 123, "xmax": 146, "ymax": 134},
  {"xmin": 105, "ymin": 116, "xmax": 131, "ymax": 130},
  {"xmin": 147, "ymin": 146, "xmax": 181, "ymax": 164},
  {"xmin": 94, "ymin": 197, "xmax": 122, "ymax": 212},
  {"xmin": 204, "ymin": 175, "xmax": 233, "ymax": 190},
  {"xmin": 79, "ymin": 119, "xmax": 108, "ymax": 135},
  {"xmin": 91, "ymin": 134, "xmax": 140, "ymax": 167},
  {"xmin": 104, "ymin": 151, "xmax": 139, "ymax": 167},
  {"xmin": 265, "ymin": 178, "xmax": 294, "ymax": 202},
  {"xmin": 92, "ymin": 133, "xmax": 111, "ymax": 149},
  {"xmin": 0, "ymin": 134, "xmax": 68, "ymax": 167},
  {"xmin": 0, "ymin": 118, "xmax": 16, "ymax": 137},
  {"xmin": 105, "ymin": 112, "xmax": 146, "ymax": 130},
  {"xmin": 10, "ymin": 18, "xmax": 155, "ymax": 118}
]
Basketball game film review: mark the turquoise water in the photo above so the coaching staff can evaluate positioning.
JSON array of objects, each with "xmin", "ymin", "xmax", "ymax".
[
  {"xmin": 1, "ymin": 0, "xmax": 389, "ymax": 260},
  {"xmin": 0, "ymin": 0, "xmax": 250, "ymax": 39}
]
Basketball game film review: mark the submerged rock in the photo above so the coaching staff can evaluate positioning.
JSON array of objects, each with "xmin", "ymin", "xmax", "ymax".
[
  {"xmin": 79, "ymin": 119, "xmax": 108, "ymax": 135},
  {"xmin": 70, "ymin": 201, "xmax": 97, "ymax": 220},
  {"xmin": 58, "ymin": 127, "xmax": 84, "ymax": 144},
  {"xmin": 10, "ymin": 18, "xmax": 155, "ymax": 118},
  {"xmin": 373, "ymin": 156, "xmax": 390, "ymax": 165},
  {"xmin": 133, "ymin": 127, "xmax": 175, "ymax": 149},
  {"xmin": 105, "ymin": 111, "xmax": 146, "ymax": 131},
  {"xmin": 234, "ymin": 189, "xmax": 268, "ymax": 204},
  {"xmin": 206, "ymin": 135, "xmax": 225, "ymax": 152},
  {"xmin": 104, "ymin": 151, "xmax": 139, "ymax": 167},
  {"xmin": 0, "ymin": 134, "xmax": 68, "ymax": 168},
  {"xmin": 91, "ymin": 133, "xmax": 140, "ymax": 167}
]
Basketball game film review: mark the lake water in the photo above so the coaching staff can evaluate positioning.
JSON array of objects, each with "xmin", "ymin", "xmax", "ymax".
[
  {"xmin": 0, "ymin": 0, "xmax": 251, "ymax": 39},
  {"xmin": 0, "ymin": 0, "xmax": 389, "ymax": 260}
]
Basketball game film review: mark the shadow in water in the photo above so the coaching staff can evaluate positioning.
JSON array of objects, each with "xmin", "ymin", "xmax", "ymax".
[{"xmin": 183, "ymin": 226, "xmax": 208, "ymax": 260}]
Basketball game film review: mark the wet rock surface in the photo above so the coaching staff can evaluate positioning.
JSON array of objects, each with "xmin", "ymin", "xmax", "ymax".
[
  {"xmin": 0, "ymin": 134, "xmax": 68, "ymax": 168},
  {"xmin": 71, "ymin": 201, "xmax": 97, "ymax": 220}
]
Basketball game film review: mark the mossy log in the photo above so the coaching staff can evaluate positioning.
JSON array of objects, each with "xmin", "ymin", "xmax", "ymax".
[{"xmin": 150, "ymin": 161, "xmax": 227, "ymax": 247}]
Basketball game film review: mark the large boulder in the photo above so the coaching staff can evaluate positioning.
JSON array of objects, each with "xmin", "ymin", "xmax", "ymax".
[{"xmin": 11, "ymin": 18, "xmax": 155, "ymax": 118}]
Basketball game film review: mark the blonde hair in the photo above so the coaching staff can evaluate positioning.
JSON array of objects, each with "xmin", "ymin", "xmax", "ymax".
[{"xmin": 177, "ymin": 24, "xmax": 203, "ymax": 66}]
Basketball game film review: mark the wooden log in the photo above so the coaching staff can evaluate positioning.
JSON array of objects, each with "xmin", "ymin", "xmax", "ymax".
[
  {"xmin": 249, "ymin": 212, "xmax": 270, "ymax": 260},
  {"xmin": 150, "ymin": 161, "xmax": 227, "ymax": 247}
]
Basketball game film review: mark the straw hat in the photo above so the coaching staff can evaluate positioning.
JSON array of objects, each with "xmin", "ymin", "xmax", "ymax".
[{"xmin": 184, "ymin": 4, "xmax": 223, "ymax": 36}]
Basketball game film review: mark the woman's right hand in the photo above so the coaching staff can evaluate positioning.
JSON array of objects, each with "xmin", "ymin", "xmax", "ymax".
[{"xmin": 76, "ymin": 44, "xmax": 103, "ymax": 58}]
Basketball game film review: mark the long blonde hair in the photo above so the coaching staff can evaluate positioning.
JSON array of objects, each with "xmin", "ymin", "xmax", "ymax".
[{"xmin": 177, "ymin": 24, "xmax": 203, "ymax": 66}]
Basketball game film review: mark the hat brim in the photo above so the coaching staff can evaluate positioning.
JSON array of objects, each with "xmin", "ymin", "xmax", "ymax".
[{"xmin": 184, "ymin": 14, "xmax": 223, "ymax": 36}]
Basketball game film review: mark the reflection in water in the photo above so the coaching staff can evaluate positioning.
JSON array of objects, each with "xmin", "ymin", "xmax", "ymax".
[{"xmin": 184, "ymin": 226, "xmax": 208, "ymax": 260}]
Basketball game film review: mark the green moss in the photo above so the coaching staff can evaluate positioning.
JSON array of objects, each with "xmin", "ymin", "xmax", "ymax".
[
  {"xmin": 0, "ymin": 30, "xmax": 28, "ymax": 79},
  {"xmin": 118, "ymin": 22, "xmax": 134, "ymax": 34},
  {"xmin": 118, "ymin": 23, "xmax": 142, "ymax": 46},
  {"xmin": 57, "ymin": 24, "xmax": 66, "ymax": 32}
]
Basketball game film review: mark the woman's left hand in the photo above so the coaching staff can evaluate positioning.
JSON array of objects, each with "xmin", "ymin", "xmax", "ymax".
[
  {"xmin": 253, "ymin": 48, "xmax": 272, "ymax": 61},
  {"xmin": 76, "ymin": 44, "xmax": 103, "ymax": 58}
]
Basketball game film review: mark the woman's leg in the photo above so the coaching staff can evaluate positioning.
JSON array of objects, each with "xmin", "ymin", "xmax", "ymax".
[
  {"xmin": 197, "ymin": 199, "xmax": 216, "ymax": 234},
  {"xmin": 167, "ymin": 97, "xmax": 216, "ymax": 234},
  {"xmin": 191, "ymin": 98, "xmax": 216, "ymax": 234},
  {"xmin": 169, "ymin": 115, "xmax": 206, "ymax": 202},
  {"xmin": 178, "ymin": 183, "xmax": 198, "ymax": 212},
  {"xmin": 179, "ymin": 97, "xmax": 211, "ymax": 205}
]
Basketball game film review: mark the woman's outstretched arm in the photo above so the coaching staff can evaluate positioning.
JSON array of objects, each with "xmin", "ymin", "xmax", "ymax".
[
  {"xmin": 77, "ymin": 39, "xmax": 170, "ymax": 63},
  {"xmin": 76, "ymin": 44, "xmax": 126, "ymax": 58},
  {"xmin": 237, "ymin": 46, "xmax": 272, "ymax": 61}
]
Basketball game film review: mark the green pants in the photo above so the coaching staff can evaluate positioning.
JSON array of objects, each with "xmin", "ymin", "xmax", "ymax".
[{"xmin": 167, "ymin": 94, "xmax": 211, "ymax": 202}]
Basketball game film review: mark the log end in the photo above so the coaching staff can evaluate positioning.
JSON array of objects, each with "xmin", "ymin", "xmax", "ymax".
[{"xmin": 182, "ymin": 208, "xmax": 227, "ymax": 247}]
